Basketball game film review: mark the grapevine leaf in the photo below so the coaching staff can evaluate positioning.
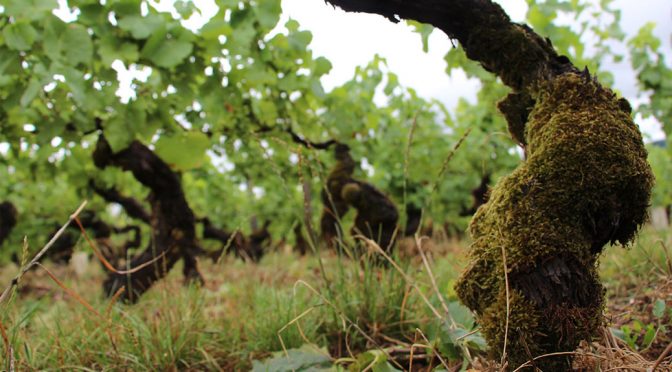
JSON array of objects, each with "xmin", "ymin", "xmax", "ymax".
[
  {"xmin": 200, "ymin": 19, "xmax": 233, "ymax": 40},
  {"xmin": 99, "ymin": 36, "xmax": 140, "ymax": 65},
  {"xmin": 62, "ymin": 24, "xmax": 94, "ymax": 65},
  {"xmin": 255, "ymin": 0, "xmax": 282, "ymax": 30},
  {"xmin": 154, "ymin": 132, "xmax": 210, "ymax": 171},
  {"xmin": 251, "ymin": 344, "xmax": 332, "ymax": 372},
  {"xmin": 313, "ymin": 57, "xmax": 332, "ymax": 76},
  {"xmin": 118, "ymin": 14, "xmax": 164, "ymax": 39},
  {"xmin": 407, "ymin": 20, "xmax": 433, "ymax": 53},
  {"xmin": 653, "ymin": 299, "xmax": 666, "ymax": 319},
  {"xmin": 144, "ymin": 37, "xmax": 192, "ymax": 68},
  {"xmin": 3, "ymin": 21, "xmax": 38, "ymax": 51},
  {"xmin": 4, "ymin": 0, "xmax": 57, "ymax": 20},
  {"xmin": 20, "ymin": 78, "xmax": 42, "ymax": 107},
  {"xmin": 175, "ymin": 1, "xmax": 198, "ymax": 19}
]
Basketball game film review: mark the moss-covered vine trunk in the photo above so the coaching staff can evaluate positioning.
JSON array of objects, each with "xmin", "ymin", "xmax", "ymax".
[
  {"xmin": 323, "ymin": 0, "xmax": 654, "ymax": 368},
  {"xmin": 93, "ymin": 135, "xmax": 203, "ymax": 303}
]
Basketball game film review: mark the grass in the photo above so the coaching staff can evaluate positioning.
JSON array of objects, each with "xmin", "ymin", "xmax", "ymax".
[{"xmin": 0, "ymin": 225, "xmax": 670, "ymax": 370}]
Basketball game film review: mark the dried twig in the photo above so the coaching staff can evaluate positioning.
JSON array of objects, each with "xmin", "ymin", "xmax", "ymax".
[
  {"xmin": 292, "ymin": 279, "xmax": 406, "ymax": 371},
  {"xmin": 652, "ymin": 341, "xmax": 672, "ymax": 371},
  {"xmin": 0, "ymin": 201, "xmax": 88, "ymax": 306},
  {"xmin": 73, "ymin": 216, "xmax": 166, "ymax": 275},
  {"xmin": 0, "ymin": 316, "xmax": 10, "ymax": 365}
]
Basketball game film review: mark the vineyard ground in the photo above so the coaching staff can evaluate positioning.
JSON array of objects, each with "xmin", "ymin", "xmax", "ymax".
[{"xmin": 0, "ymin": 227, "xmax": 670, "ymax": 370}]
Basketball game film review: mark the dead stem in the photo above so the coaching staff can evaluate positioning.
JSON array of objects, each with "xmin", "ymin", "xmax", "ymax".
[{"xmin": 0, "ymin": 201, "xmax": 88, "ymax": 306}]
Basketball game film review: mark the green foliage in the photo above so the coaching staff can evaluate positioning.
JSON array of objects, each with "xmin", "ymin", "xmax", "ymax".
[
  {"xmin": 2, "ymin": 0, "xmax": 657, "ymax": 260},
  {"xmin": 322, "ymin": 255, "xmax": 415, "ymax": 347},
  {"xmin": 0, "ymin": 0, "xmax": 334, "ymax": 253},
  {"xmin": 0, "ymin": 0, "xmax": 668, "ymax": 370},
  {"xmin": 154, "ymin": 132, "xmax": 211, "ymax": 171},
  {"xmin": 406, "ymin": 20, "xmax": 433, "ymax": 53},
  {"xmin": 628, "ymin": 23, "xmax": 672, "ymax": 144},
  {"xmin": 613, "ymin": 296, "xmax": 667, "ymax": 352},
  {"xmin": 0, "ymin": 226, "xmax": 668, "ymax": 370},
  {"xmin": 435, "ymin": 302, "xmax": 486, "ymax": 361},
  {"xmin": 526, "ymin": 0, "xmax": 625, "ymax": 85},
  {"xmin": 348, "ymin": 349, "xmax": 401, "ymax": 372},
  {"xmin": 244, "ymin": 286, "xmax": 321, "ymax": 353},
  {"xmin": 647, "ymin": 144, "xmax": 672, "ymax": 208},
  {"xmin": 251, "ymin": 344, "xmax": 334, "ymax": 372}
]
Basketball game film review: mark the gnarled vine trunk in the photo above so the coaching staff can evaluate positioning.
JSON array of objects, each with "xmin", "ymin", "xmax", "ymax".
[
  {"xmin": 93, "ymin": 136, "xmax": 203, "ymax": 303},
  {"xmin": 90, "ymin": 181, "xmax": 152, "ymax": 224},
  {"xmin": 322, "ymin": 0, "xmax": 653, "ymax": 369},
  {"xmin": 0, "ymin": 201, "xmax": 17, "ymax": 248}
]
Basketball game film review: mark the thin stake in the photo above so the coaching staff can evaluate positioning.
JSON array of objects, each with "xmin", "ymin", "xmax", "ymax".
[{"xmin": 402, "ymin": 113, "xmax": 419, "ymax": 231}]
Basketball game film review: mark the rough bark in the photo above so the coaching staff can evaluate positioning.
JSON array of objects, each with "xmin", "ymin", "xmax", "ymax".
[
  {"xmin": 90, "ymin": 180, "xmax": 152, "ymax": 224},
  {"xmin": 323, "ymin": 0, "xmax": 653, "ymax": 368},
  {"xmin": 199, "ymin": 217, "xmax": 246, "ymax": 261},
  {"xmin": 459, "ymin": 173, "xmax": 491, "ymax": 216},
  {"xmin": 294, "ymin": 223, "xmax": 310, "ymax": 255},
  {"xmin": 320, "ymin": 144, "xmax": 356, "ymax": 249},
  {"xmin": 246, "ymin": 220, "xmax": 271, "ymax": 262},
  {"xmin": 404, "ymin": 203, "xmax": 422, "ymax": 237},
  {"xmin": 342, "ymin": 181, "xmax": 399, "ymax": 254},
  {"xmin": 0, "ymin": 201, "xmax": 17, "ymax": 248},
  {"xmin": 40, "ymin": 211, "xmax": 138, "ymax": 266},
  {"xmin": 324, "ymin": 0, "xmax": 575, "ymax": 92},
  {"xmin": 93, "ymin": 136, "xmax": 203, "ymax": 303}
]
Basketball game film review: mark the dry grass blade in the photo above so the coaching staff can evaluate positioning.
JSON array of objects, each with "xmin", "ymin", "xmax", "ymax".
[
  {"xmin": 277, "ymin": 305, "xmax": 321, "ymax": 358},
  {"xmin": 427, "ymin": 128, "xmax": 472, "ymax": 202},
  {"xmin": 8, "ymin": 346, "xmax": 15, "ymax": 372},
  {"xmin": 500, "ymin": 244, "xmax": 511, "ymax": 369},
  {"xmin": 421, "ymin": 128, "xmax": 472, "ymax": 231},
  {"xmin": 652, "ymin": 341, "xmax": 672, "ymax": 371},
  {"xmin": 511, "ymin": 351, "xmax": 578, "ymax": 372},
  {"xmin": 414, "ymin": 235, "xmax": 474, "ymax": 364},
  {"xmin": 360, "ymin": 235, "xmax": 479, "ymax": 367},
  {"xmin": 416, "ymin": 328, "xmax": 451, "ymax": 371},
  {"xmin": 105, "ymin": 287, "xmax": 126, "ymax": 318},
  {"xmin": 215, "ymin": 226, "xmax": 242, "ymax": 265},
  {"xmin": 0, "ymin": 316, "xmax": 10, "ymax": 363},
  {"xmin": 297, "ymin": 149, "xmax": 339, "ymax": 292},
  {"xmin": 38, "ymin": 264, "xmax": 123, "ymax": 358},
  {"xmin": 657, "ymin": 240, "xmax": 672, "ymax": 275},
  {"xmin": 571, "ymin": 330, "xmax": 672, "ymax": 371},
  {"xmin": 37, "ymin": 263, "xmax": 100, "ymax": 317},
  {"xmin": 415, "ymin": 236, "xmax": 453, "ymax": 322},
  {"xmin": 0, "ymin": 201, "xmax": 88, "ymax": 306},
  {"xmin": 293, "ymin": 279, "xmax": 406, "ymax": 371},
  {"xmin": 296, "ymin": 148, "xmax": 320, "ymax": 253},
  {"xmin": 357, "ymin": 235, "xmax": 442, "ymax": 320},
  {"xmin": 73, "ymin": 216, "xmax": 166, "ymax": 275}
]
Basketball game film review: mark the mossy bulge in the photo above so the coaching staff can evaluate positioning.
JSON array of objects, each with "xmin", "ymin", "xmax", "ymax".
[{"xmin": 455, "ymin": 73, "xmax": 653, "ymax": 369}]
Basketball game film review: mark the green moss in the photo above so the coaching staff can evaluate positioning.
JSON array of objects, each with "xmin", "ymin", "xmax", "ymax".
[
  {"xmin": 455, "ymin": 73, "xmax": 654, "ymax": 369},
  {"xmin": 341, "ymin": 182, "xmax": 361, "ymax": 204},
  {"xmin": 466, "ymin": 24, "xmax": 557, "ymax": 90}
]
